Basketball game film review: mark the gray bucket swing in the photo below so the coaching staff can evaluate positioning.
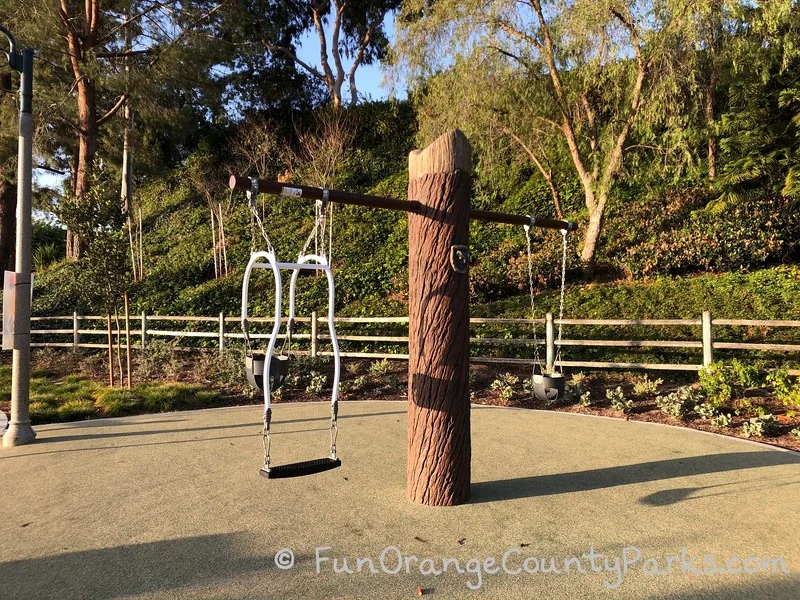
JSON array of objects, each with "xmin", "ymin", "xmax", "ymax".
[
  {"xmin": 241, "ymin": 181, "xmax": 342, "ymax": 479},
  {"xmin": 524, "ymin": 218, "xmax": 570, "ymax": 402}
]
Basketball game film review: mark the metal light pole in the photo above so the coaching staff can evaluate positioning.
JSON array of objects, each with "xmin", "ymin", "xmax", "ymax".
[{"xmin": 2, "ymin": 24, "xmax": 36, "ymax": 447}]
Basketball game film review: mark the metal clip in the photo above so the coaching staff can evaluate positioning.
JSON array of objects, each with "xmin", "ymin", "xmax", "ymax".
[
  {"xmin": 246, "ymin": 177, "xmax": 259, "ymax": 208},
  {"xmin": 450, "ymin": 245, "xmax": 470, "ymax": 274},
  {"xmin": 317, "ymin": 188, "xmax": 330, "ymax": 215}
]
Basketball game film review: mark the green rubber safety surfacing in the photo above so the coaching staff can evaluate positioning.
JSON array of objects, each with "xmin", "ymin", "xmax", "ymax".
[{"xmin": 260, "ymin": 457, "xmax": 342, "ymax": 479}]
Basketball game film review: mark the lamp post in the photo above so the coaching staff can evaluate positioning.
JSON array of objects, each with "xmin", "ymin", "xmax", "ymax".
[{"xmin": 2, "ymin": 24, "xmax": 36, "ymax": 447}]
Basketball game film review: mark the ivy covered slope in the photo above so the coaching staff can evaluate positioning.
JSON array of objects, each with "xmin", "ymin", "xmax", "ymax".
[{"xmin": 28, "ymin": 99, "xmax": 800, "ymax": 323}]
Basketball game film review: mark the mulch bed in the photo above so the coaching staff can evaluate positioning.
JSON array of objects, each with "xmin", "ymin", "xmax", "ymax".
[{"xmin": 1, "ymin": 351, "xmax": 798, "ymax": 453}]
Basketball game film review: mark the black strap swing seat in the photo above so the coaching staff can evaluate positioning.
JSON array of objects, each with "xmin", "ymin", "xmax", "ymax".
[{"xmin": 260, "ymin": 456, "xmax": 341, "ymax": 479}]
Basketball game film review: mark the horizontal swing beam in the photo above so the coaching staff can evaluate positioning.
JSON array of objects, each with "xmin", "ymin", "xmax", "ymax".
[{"xmin": 229, "ymin": 176, "xmax": 577, "ymax": 232}]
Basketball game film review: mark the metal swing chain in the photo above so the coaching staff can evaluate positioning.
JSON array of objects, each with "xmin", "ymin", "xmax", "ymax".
[
  {"xmin": 555, "ymin": 229, "xmax": 568, "ymax": 372},
  {"xmin": 524, "ymin": 219, "xmax": 542, "ymax": 398},
  {"xmin": 262, "ymin": 407, "xmax": 272, "ymax": 471},
  {"xmin": 300, "ymin": 189, "xmax": 330, "ymax": 259},
  {"xmin": 247, "ymin": 178, "xmax": 274, "ymax": 255},
  {"xmin": 524, "ymin": 219, "xmax": 542, "ymax": 368},
  {"xmin": 329, "ymin": 401, "xmax": 338, "ymax": 459}
]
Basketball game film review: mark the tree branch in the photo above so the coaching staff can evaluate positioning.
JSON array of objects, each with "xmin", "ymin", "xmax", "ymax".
[
  {"xmin": 264, "ymin": 43, "xmax": 327, "ymax": 82},
  {"xmin": 97, "ymin": 93, "xmax": 128, "ymax": 126},
  {"xmin": 312, "ymin": 2, "xmax": 336, "ymax": 89},
  {"xmin": 35, "ymin": 164, "xmax": 68, "ymax": 175},
  {"xmin": 96, "ymin": 49, "xmax": 151, "ymax": 59},
  {"xmin": 347, "ymin": 16, "xmax": 383, "ymax": 107},
  {"xmin": 493, "ymin": 19, "xmax": 542, "ymax": 50},
  {"xmin": 99, "ymin": 1, "xmax": 181, "ymax": 44},
  {"xmin": 498, "ymin": 122, "xmax": 563, "ymax": 218}
]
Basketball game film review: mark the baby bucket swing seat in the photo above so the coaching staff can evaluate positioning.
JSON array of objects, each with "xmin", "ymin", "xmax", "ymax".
[
  {"xmin": 241, "ymin": 181, "xmax": 341, "ymax": 478},
  {"xmin": 524, "ymin": 218, "xmax": 570, "ymax": 402}
]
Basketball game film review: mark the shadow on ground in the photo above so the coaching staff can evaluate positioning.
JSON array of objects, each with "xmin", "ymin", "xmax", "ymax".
[
  {"xmin": 471, "ymin": 451, "xmax": 800, "ymax": 503},
  {"xmin": 0, "ymin": 533, "xmax": 278, "ymax": 599}
]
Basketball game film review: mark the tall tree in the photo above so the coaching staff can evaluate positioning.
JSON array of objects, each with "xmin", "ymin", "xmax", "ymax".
[
  {"xmin": 0, "ymin": 0, "xmax": 230, "ymax": 258},
  {"xmin": 714, "ymin": 0, "xmax": 800, "ymax": 202},
  {"xmin": 396, "ymin": 0, "xmax": 700, "ymax": 278},
  {"xmin": 257, "ymin": 0, "xmax": 400, "ymax": 108}
]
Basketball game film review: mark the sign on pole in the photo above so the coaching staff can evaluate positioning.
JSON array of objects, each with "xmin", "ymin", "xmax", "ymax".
[{"xmin": 2, "ymin": 270, "xmax": 17, "ymax": 350}]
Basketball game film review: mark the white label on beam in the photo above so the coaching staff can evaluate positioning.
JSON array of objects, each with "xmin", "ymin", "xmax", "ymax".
[{"xmin": 281, "ymin": 187, "xmax": 303, "ymax": 198}]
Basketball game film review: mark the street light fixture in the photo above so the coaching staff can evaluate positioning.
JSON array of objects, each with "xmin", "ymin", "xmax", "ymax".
[{"xmin": 1, "ymin": 23, "xmax": 36, "ymax": 447}]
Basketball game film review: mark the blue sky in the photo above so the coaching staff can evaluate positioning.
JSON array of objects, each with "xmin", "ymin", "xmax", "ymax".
[{"xmin": 292, "ymin": 13, "xmax": 399, "ymax": 102}]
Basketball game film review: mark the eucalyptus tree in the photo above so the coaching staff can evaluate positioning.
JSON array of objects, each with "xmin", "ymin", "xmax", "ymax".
[
  {"xmin": 0, "ymin": 0, "xmax": 232, "ymax": 258},
  {"xmin": 396, "ymin": 0, "xmax": 704, "ymax": 278},
  {"xmin": 246, "ymin": 0, "xmax": 400, "ymax": 109}
]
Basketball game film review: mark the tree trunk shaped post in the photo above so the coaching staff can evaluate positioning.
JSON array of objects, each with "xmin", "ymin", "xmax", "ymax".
[{"xmin": 406, "ymin": 130, "xmax": 472, "ymax": 506}]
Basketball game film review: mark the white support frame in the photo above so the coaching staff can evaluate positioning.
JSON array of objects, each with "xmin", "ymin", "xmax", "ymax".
[{"xmin": 241, "ymin": 251, "xmax": 340, "ymax": 415}]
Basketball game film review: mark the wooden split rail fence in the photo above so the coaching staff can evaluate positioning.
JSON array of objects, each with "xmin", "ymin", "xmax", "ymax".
[{"xmin": 14, "ymin": 311, "xmax": 800, "ymax": 375}]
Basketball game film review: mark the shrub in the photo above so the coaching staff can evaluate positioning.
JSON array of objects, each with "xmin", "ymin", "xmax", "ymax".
[
  {"xmin": 346, "ymin": 362, "xmax": 361, "ymax": 375},
  {"xmin": 93, "ymin": 388, "xmax": 141, "ymax": 417},
  {"xmin": 741, "ymin": 414, "xmax": 779, "ymax": 438},
  {"xmin": 656, "ymin": 386, "xmax": 700, "ymax": 419},
  {"xmin": 698, "ymin": 362, "xmax": 733, "ymax": 405},
  {"xmin": 606, "ymin": 387, "xmax": 633, "ymax": 413},
  {"xmin": 490, "ymin": 373, "xmax": 519, "ymax": 403},
  {"xmin": 57, "ymin": 399, "xmax": 97, "ymax": 421},
  {"xmin": 619, "ymin": 195, "xmax": 800, "ymax": 278},
  {"xmin": 766, "ymin": 366, "xmax": 793, "ymax": 397},
  {"xmin": 198, "ymin": 347, "xmax": 245, "ymax": 387},
  {"xmin": 562, "ymin": 381, "xmax": 584, "ymax": 403},
  {"xmin": 343, "ymin": 375, "xmax": 367, "ymax": 392},
  {"xmin": 790, "ymin": 428, "xmax": 800, "ymax": 437},
  {"xmin": 766, "ymin": 366, "xmax": 800, "ymax": 411},
  {"xmin": 694, "ymin": 401, "xmax": 720, "ymax": 420},
  {"xmin": 730, "ymin": 359, "xmax": 762, "ymax": 389},
  {"xmin": 29, "ymin": 401, "xmax": 58, "ymax": 424},
  {"xmin": 633, "ymin": 375, "xmax": 663, "ymax": 397},
  {"xmin": 137, "ymin": 340, "xmax": 181, "ymax": 381},
  {"xmin": 305, "ymin": 371, "xmax": 327, "ymax": 395},
  {"xmin": 138, "ymin": 382, "xmax": 218, "ymax": 412},
  {"xmin": 368, "ymin": 358, "xmax": 391, "ymax": 377},
  {"xmin": 32, "ymin": 243, "xmax": 61, "ymax": 272},
  {"xmin": 571, "ymin": 372, "xmax": 588, "ymax": 387},
  {"xmin": 578, "ymin": 391, "xmax": 592, "ymax": 407},
  {"xmin": 710, "ymin": 413, "xmax": 733, "ymax": 428}
]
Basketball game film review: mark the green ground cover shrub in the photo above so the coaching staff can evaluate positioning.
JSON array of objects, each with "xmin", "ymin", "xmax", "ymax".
[
  {"xmin": 20, "ymin": 372, "xmax": 224, "ymax": 424},
  {"xmin": 656, "ymin": 386, "xmax": 700, "ymax": 419}
]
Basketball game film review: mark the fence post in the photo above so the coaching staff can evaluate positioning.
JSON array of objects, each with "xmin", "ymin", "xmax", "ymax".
[
  {"xmin": 219, "ymin": 312, "xmax": 225, "ymax": 355},
  {"xmin": 702, "ymin": 310, "xmax": 713, "ymax": 367},
  {"xmin": 545, "ymin": 312, "xmax": 555, "ymax": 374},
  {"xmin": 311, "ymin": 310, "xmax": 318, "ymax": 358},
  {"xmin": 141, "ymin": 311, "xmax": 147, "ymax": 350},
  {"xmin": 72, "ymin": 311, "xmax": 79, "ymax": 351}
]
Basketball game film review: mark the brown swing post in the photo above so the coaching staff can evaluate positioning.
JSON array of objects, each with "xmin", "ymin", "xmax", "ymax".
[{"xmin": 230, "ymin": 129, "xmax": 575, "ymax": 506}]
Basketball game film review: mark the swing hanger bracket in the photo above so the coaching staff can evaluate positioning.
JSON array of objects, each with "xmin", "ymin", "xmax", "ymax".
[
  {"xmin": 316, "ymin": 188, "xmax": 330, "ymax": 214},
  {"xmin": 246, "ymin": 177, "xmax": 259, "ymax": 207},
  {"xmin": 450, "ymin": 245, "xmax": 470, "ymax": 274}
]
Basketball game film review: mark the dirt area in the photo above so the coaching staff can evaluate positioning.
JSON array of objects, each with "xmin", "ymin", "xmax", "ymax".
[{"xmin": 1, "ymin": 349, "xmax": 798, "ymax": 452}]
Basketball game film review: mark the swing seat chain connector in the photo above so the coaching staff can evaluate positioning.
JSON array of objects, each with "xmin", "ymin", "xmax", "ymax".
[
  {"xmin": 246, "ymin": 177, "xmax": 259, "ymax": 208},
  {"xmin": 450, "ymin": 245, "xmax": 470, "ymax": 274}
]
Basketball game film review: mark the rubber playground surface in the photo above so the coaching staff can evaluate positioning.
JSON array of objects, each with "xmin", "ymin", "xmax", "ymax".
[{"xmin": 1, "ymin": 401, "xmax": 798, "ymax": 599}]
